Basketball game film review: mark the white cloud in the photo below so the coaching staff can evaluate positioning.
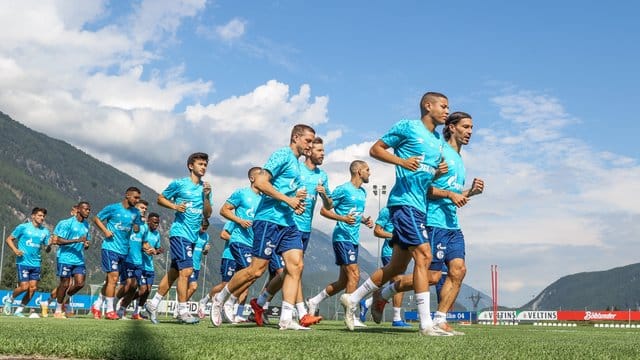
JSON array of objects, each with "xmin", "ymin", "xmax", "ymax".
[{"xmin": 215, "ymin": 18, "xmax": 247, "ymax": 41}]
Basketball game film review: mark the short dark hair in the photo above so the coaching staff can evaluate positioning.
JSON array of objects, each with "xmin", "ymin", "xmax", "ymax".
[
  {"xmin": 349, "ymin": 160, "xmax": 367, "ymax": 175},
  {"xmin": 443, "ymin": 111, "xmax": 472, "ymax": 141},
  {"xmin": 187, "ymin": 152, "xmax": 209, "ymax": 169},
  {"xmin": 420, "ymin": 92, "xmax": 448, "ymax": 116},
  {"xmin": 290, "ymin": 124, "xmax": 315, "ymax": 143},
  {"xmin": 76, "ymin": 201, "xmax": 90, "ymax": 208},
  {"xmin": 136, "ymin": 199, "xmax": 149, "ymax": 206},
  {"xmin": 126, "ymin": 186, "xmax": 141, "ymax": 194},
  {"xmin": 248, "ymin": 167, "xmax": 261, "ymax": 179},
  {"xmin": 312, "ymin": 137, "xmax": 324, "ymax": 145},
  {"xmin": 147, "ymin": 212, "xmax": 160, "ymax": 220},
  {"xmin": 31, "ymin": 207, "xmax": 47, "ymax": 215}
]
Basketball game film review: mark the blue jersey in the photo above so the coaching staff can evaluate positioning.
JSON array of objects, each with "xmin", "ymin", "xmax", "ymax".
[
  {"xmin": 12, "ymin": 222, "xmax": 51, "ymax": 267},
  {"xmin": 55, "ymin": 216, "xmax": 91, "ymax": 266},
  {"xmin": 381, "ymin": 119, "xmax": 444, "ymax": 212},
  {"xmin": 331, "ymin": 182, "xmax": 367, "ymax": 245},
  {"xmin": 162, "ymin": 177, "xmax": 213, "ymax": 242},
  {"xmin": 221, "ymin": 222, "xmax": 234, "ymax": 260},
  {"xmin": 226, "ymin": 187, "xmax": 261, "ymax": 247},
  {"xmin": 427, "ymin": 142, "xmax": 466, "ymax": 229},
  {"xmin": 96, "ymin": 202, "xmax": 143, "ymax": 255},
  {"xmin": 126, "ymin": 223, "xmax": 148, "ymax": 265},
  {"xmin": 254, "ymin": 147, "xmax": 302, "ymax": 226},
  {"xmin": 294, "ymin": 163, "xmax": 331, "ymax": 232},
  {"xmin": 193, "ymin": 231, "xmax": 210, "ymax": 271},
  {"xmin": 142, "ymin": 228, "xmax": 162, "ymax": 272},
  {"xmin": 375, "ymin": 207, "xmax": 394, "ymax": 258}
]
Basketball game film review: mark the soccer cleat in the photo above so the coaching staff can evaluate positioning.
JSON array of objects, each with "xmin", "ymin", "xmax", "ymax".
[
  {"xmin": 420, "ymin": 324, "xmax": 454, "ymax": 336},
  {"xmin": 359, "ymin": 298, "xmax": 369, "ymax": 322},
  {"xmin": 90, "ymin": 306, "xmax": 102, "ymax": 320},
  {"xmin": 144, "ymin": 303, "xmax": 158, "ymax": 325},
  {"xmin": 371, "ymin": 292, "xmax": 388, "ymax": 324},
  {"xmin": 209, "ymin": 298, "xmax": 223, "ymax": 327},
  {"xmin": 179, "ymin": 313, "xmax": 200, "ymax": 324},
  {"xmin": 261, "ymin": 308, "xmax": 270, "ymax": 325},
  {"xmin": 353, "ymin": 316, "xmax": 367, "ymax": 328},
  {"xmin": 279, "ymin": 320, "xmax": 311, "ymax": 331},
  {"xmin": 197, "ymin": 303, "xmax": 207, "ymax": 319},
  {"xmin": 3, "ymin": 298, "xmax": 13, "ymax": 315},
  {"xmin": 339, "ymin": 293, "xmax": 356, "ymax": 331},
  {"xmin": 306, "ymin": 298, "xmax": 318, "ymax": 317},
  {"xmin": 131, "ymin": 313, "xmax": 144, "ymax": 320},
  {"xmin": 434, "ymin": 321, "xmax": 464, "ymax": 335},
  {"xmin": 249, "ymin": 298, "xmax": 264, "ymax": 327},
  {"xmin": 53, "ymin": 311, "xmax": 67, "ymax": 319},
  {"xmin": 299, "ymin": 314, "xmax": 322, "ymax": 327},
  {"xmin": 392, "ymin": 320, "xmax": 413, "ymax": 327},
  {"xmin": 223, "ymin": 301, "xmax": 236, "ymax": 324},
  {"xmin": 232, "ymin": 315, "xmax": 248, "ymax": 324},
  {"xmin": 105, "ymin": 311, "xmax": 120, "ymax": 320},
  {"xmin": 14, "ymin": 311, "xmax": 25, "ymax": 318}
]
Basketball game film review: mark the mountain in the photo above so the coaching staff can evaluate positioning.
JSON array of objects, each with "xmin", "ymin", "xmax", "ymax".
[{"xmin": 522, "ymin": 263, "xmax": 640, "ymax": 311}]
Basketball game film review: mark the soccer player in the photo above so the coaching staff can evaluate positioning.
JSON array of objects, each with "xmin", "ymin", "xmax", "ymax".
[
  {"xmin": 197, "ymin": 222, "xmax": 236, "ymax": 319},
  {"xmin": 306, "ymin": 160, "xmax": 373, "ymax": 327},
  {"xmin": 252, "ymin": 137, "xmax": 332, "ymax": 327},
  {"xmin": 3, "ymin": 207, "xmax": 51, "ymax": 317},
  {"xmin": 48, "ymin": 204, "xmax": 78, "ymax": 315},
  {"xmin": 52, "ymin": 201, "xmax": 91, "ymax": 319},
  {"xmin": 210, "ymin": 124, "xmax": 313, "ymax": 330},
  {"xmin": 359, "ymin": 206, "xmax": 413, "ymax": 327},
  {"xmin": 217, "ymin": 167, "xmax": 262, "ymax": 323},
  {"xmin": 115, "ymin": 200, "xmax": 149, "ymax": 319},
  {"xmin": 135, "ymin": 212, "xmax": 163, "ymax": 320},
  {"xmin": 91, "ymin": 187, "xmax": 144, "ymax": 320},
  {"xmin": 426, "ymin": 111, "xmax": 484, "ymax": 334},
  {"xmin": 145, "ymin": 152, "xmax": 212, "ymax": 324},
  {"xmin": 339, "ymin": 92, "xmax": 452, "ymax": 336}
]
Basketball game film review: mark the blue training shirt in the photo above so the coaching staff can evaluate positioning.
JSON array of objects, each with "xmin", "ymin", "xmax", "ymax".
[
  {"xmin": 221, "ymin": 222, "xmax": 234, "ymax": 260},
  {"xmin": 193, "ymin": 231, "xmax": 210, "ymax": 271},
  {"xmin": 226, "ymin": 187, "xmax": 261, "ymax": 247},
  {"xmin": 126, "ymin": 223, "xmax": 148, "ymax": 265},
  {"xmin": 331, "ymin": 182, "xmax": 367, "ymax": 245},
  {"xmin": 254, "ymin": 147, "xmax": 302, "ymax": 227},
  {"xmin": 375, "ymin": 207, "xmax": 394, "ymax": 258},
  {"xmin": 381, "ymin": 119, "xmax": 444, "ymax": 212},
  {"xmin": 55, "ymin": 216, "xmax": 91, "ymax": 266},
  {"xmin": 162, "ymin": 177, "xmax": 213, "ymax": 242},
  {"xmin": 12, "ymin": 222, "xmax": 51, "ymax": 267},
  {"xmin": 294, "ymin": 163, "xmax": 331, "ymax": 232},
  {"xmin": 427, "ymin": 142, "xmax": 466, "ymax": 229},
  {"xmin": 142, "ymin": 228, "xmax": 162, "ymax": 272},
  {"xmin": 96, "ymin": 202, "xmax": 143, "ymax": 255}
]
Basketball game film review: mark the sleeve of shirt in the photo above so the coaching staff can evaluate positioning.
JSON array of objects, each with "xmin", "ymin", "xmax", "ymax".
[
  {"xmin": 11, "ymin": 224, "xmax": 24, "ymax": 238},
  {"xmin": 332, "ymin": 185, "xmax": 344, "ymax": 207},
  {"xmin": 43, "ymin": 230, "xmax": 51, "ymax": 246},
  {"xmin": 96, "ymin": 204, "xmax": 113, "ymax": 222},
  {"xmin": 263, "ymin": 148, "xmax": 286, "ymax": 179},
  {"xmin": 375, "ymin": 208, "xmax": 389, "ymax": 227},
  {"xmin": 380, "ymin": 120, "xmax": 408, "ymax": 148},
  {"xmin": 322, "ymin": 172, "xmax": 332, "ymax": 198},
  {"xmin": 226, "ymin": 190, "xmax": 242, "ymax": 208},
  {"xmin": 162, "ymin": 179, "xmax": 180, "ymax": 201}
]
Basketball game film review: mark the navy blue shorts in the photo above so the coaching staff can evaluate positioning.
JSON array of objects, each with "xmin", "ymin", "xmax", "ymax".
[
  {"xmin": 269, "ymin": 254, "xmax": 285, "ymax": 276},
  {"xmin": 301, "ymin": 231, "xmax": 311, "ymax": 253},
  {"xmin": 140, "ymin": 270, "xmax": 155, "ymax": 286},
  {"xmin": 252, "ymin": 221, "xmax": 303, "ymax": 259},
  {"xmin": 189, "ymin": 269, "xmax": 200, "ymax": 284},
  {"xmin": 16, "ymin": 265, "xmax": 41, "ymax": 282},
  {"xmin": 219, "ymin": 258, "xmax": 237, "ymax": 282},
  {"xmin": 230, "ymin": 242, "xmax": 253, "ymax": 270},
  {"xmin": 101, "ymin": 249, "xmax": 126, "ymax": 273},
  {"xmin": 170, "ymin": 236, "xmax": 194, "ymax": 270},
  {"xmin": 119, "ymin": 262, "xmax": 143, "ymax": 284},
  {"xmin": 388, "ymin": 206, "xmax": 429, "ymax": 250},
  {"xmin": 56, "ymin": 263, "xmax": 86, "ymax": 278},
  {"xmin": 427, "ymin": 227, "xmax": 465, "ymax": 271},
  {"xmin": 333, "ymin": 241, "xmax": 359, "ymax": 266}
]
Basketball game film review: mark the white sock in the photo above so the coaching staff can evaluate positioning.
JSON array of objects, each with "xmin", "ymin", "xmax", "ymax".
[
  {"xmin": 105, "ymin": 297, "xmax": 115, "ymax": 312},
  {"xmin": 380, "ymin": 282, "xmax": 398, "ymax": 301},
  {"xmin": 56, "ymin": 304, "xmax": 63, "ymax": 313},
  {"xmin": 416, "ymin": 292, "xmax": 433, "ymax": 330},
  {"xmin": 200, "ymin": 294, "xmax": 210, "ymax": 305},
  {"xmin": 349, "ymin": 278, "xmax": 379, "ymax": 303},
  {"xmin": 309, "ymin": 289, "xmax": 329, "ymax": 305},
  {"xmin": 263, "ymin": 301, "xmax": 270, "ymax": 310},
  {"xmin": 132, "ymin": 304, "xmax": 139, "ymax": 315},
  {"xmin": 150, "ymin": 293, "xmax": 164, "ymax": 308},
  {"xmin": 393, "ymin": 307, "xmax": 402, "ymax": 322},
  {"xmin": 15, "ymin": 306, "xmax": 24, "ymax": 313},
  {"xmin": 434, "ymin": 311, "xmax": 446, "ymax": 324},
  {"xmin": 215, "ymin": 286, "xmax": 231, "ymax": 303},
  {"xmin": 280, "ymin": 301, "xmax": 294, "ymax": 323},
  {"xmin": 296, "ymin": 302, "xmax": 308, "ymax": 317},
  {"xmin": 257, "ymin": 291, "xmax": 272, "ymax": 307},
  {"xmin": 365, "ymin": 297, "xmax": 373, "ymax": 308},
  {"xmin": 92, "ymin": 294, "xmax": 104, "ymax": 309},
  {"xmin": 178, "ymin": 302, "xmax": 188, "ymax": 315}
]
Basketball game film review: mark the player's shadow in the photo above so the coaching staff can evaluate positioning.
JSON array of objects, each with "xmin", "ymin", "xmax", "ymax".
[{"xmin": 105, "ymin": 319, "xmax": 171, "ymax": 360}]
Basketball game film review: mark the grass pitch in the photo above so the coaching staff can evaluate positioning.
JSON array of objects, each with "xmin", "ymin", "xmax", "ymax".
[{"xmin": 1, "ymin": 315, "xmax": 639, "ymax": 359}]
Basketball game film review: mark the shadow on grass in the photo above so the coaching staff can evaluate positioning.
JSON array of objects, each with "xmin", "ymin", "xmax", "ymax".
[{"xmin": 106, "ymin": 319, "xmax": 171, "ymax": 360}]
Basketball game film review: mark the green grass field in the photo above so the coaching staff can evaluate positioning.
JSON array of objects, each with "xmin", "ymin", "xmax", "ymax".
[{"xmin": 1, "ymin": 315, "xmax": 639, "ymax": 360}]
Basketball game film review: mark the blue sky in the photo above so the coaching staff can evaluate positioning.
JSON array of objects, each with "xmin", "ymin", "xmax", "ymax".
[{"xmin": 0, "ymin": 0, "xmax": 639, "ymax": 307}]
